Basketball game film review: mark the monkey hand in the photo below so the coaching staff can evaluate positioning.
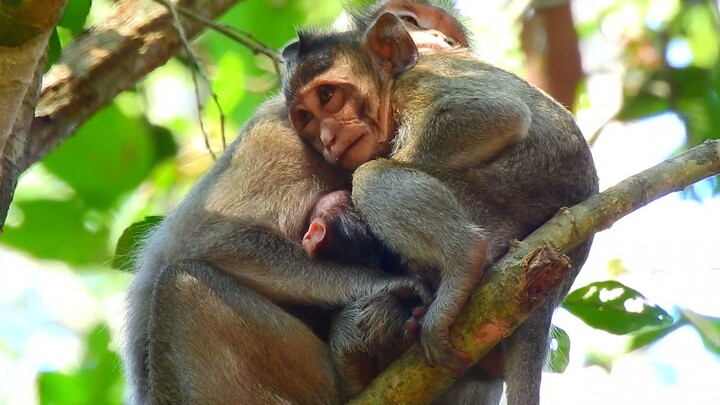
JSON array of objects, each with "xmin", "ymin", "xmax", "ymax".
[
  {"xmin": 412, "ymin": 313, "xmax": 472, "ymax": 378},
  {"xmin": 384, "ymin": 276, "xmax": 433, "ymax": 305},
  {"xmin": 355, "ymin": 287, "xmax": 429, "ymax": 348}
]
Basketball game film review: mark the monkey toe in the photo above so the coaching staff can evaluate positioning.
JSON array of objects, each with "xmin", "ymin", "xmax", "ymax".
[{"xmin": 416, "ymin": 332, "xmax": 471, "ymax": 378}]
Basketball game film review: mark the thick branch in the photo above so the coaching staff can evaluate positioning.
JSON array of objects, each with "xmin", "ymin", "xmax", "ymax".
[{"xmin": 351, "ymin": 140, "xmax": 720, "ymax": 404}]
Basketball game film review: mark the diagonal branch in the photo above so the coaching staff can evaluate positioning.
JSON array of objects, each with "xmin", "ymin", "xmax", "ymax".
[
  {"xmin": 23, "ymin": 0, "xmax": 245, "ymax": 175},
  {"xmin": 350, "ymin": 140, "xmax": 720, "ymax": 405}
]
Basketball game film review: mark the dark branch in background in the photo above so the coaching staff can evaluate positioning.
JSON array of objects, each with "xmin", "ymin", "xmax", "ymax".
[
  {"xmin": 350, "ymin": 140, "xmax": 720, "ymax": 404},
  {"xmin": 521, "ymin": 0, "xmax": 583, "ymax": 110}
]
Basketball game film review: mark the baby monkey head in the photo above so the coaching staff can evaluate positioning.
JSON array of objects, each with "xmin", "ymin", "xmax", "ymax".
[{"xmin": 283, "ymin": 12, "xmax": 420, "ymax": 169}]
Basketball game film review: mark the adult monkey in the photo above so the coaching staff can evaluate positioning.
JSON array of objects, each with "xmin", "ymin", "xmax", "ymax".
[
  {"xmin": 283, "ymin": 10, "xmax": 599, "ymax": 405},
  {"xmin": 121, "ymin": 1, "xmax": 468, "ymax": 404}
]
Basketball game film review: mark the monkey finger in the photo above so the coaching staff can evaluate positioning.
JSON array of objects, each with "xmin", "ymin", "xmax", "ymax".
[
  {"xmin": 404, "ymin": 317, "xmax": 421, "ymax": 342},
  {"xmin": 411, "ymin": 306, "xmax": 427, "ymax": 319}
]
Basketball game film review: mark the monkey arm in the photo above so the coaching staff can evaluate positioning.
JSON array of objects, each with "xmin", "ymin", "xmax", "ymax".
[
  {"xmin": 194, "ymin": 220, "xmax": 432, "ymax": 306},
  {"xmin": 352, "ymin": 159, "xmax": 486, "ymax": 376}
]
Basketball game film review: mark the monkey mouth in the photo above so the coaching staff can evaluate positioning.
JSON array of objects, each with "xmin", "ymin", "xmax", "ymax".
[
  {"xmin": 416, "ymin": 42, "xmax": 451, "ymax": 53},
  {"xmin": 327, "ymin": 132, "xmax": 366, "ymax": 166}
]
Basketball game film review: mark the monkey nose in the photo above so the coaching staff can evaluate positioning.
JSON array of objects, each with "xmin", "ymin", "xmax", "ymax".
[{"xmin": 320, "ymin": 129, "xmax": 336, "ymax": 148}]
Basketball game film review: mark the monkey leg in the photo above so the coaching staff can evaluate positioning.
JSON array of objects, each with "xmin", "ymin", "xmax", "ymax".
[
  {"xmin": 329, "ymin": 291, "xmax": 416, "ymax": 399},
  {"xmin": 147, "ymin": 260, "xmax": 339, "ymax": 405},
  {"xmin": 352, "ymin": 159, "xmax": 487, "ymax": 376}
]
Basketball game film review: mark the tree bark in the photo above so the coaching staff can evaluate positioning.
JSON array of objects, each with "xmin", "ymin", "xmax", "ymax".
[
  {"xmin": 350, "ymin": 140, "xmax": 720, "ymax": 405},
  {"xmin": 0, "ymin": 0, "xmax": 67, "ymax": 230}
]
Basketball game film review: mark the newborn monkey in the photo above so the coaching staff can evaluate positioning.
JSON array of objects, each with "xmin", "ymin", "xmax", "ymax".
[{"xmin": 303, "ymin": 190, "xmax": 401, "ymax": 271}]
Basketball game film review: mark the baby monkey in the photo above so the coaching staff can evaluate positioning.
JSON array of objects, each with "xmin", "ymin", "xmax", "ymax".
[{"xmin": 302, "ymin": 190, "xmax": 399, "ymax": 270}]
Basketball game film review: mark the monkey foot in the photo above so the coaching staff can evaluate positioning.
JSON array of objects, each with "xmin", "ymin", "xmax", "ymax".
[{"xmin": 412, "ymin": 323, "xmax": 472, "ymax": 377}]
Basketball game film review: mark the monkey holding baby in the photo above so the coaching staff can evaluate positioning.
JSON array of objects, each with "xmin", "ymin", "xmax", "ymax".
[{"xmin": 122, "ymin": 1, "xmax": 598, "ymax": 404}]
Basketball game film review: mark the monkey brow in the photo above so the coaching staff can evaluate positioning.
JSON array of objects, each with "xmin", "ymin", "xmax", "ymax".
[{"xmin": 282, "ymin": 31, "xmax": 363, "ymax": 105}]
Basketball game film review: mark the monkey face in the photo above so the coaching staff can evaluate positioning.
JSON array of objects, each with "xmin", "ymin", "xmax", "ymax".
[{"xmin": 289, "ymin": 66, "xmax": 395, "ymax": 170}]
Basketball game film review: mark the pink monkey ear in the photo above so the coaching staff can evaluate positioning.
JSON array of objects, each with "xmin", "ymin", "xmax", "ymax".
[
  {"xmin": 302, "ymin": 219, "xmax": 327, "ymax": 257},
  {"xmin": 364, "ymin": 12, "xmax": 419, "ymax": 77}
]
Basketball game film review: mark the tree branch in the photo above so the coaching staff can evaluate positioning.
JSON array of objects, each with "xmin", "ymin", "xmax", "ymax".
[{"xmin": 350, "ymin": 140, "xmax": 720, "ymax": 405}]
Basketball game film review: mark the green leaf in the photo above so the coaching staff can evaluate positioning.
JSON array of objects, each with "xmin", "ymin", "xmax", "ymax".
[
  {"xmin": 546, "ymin": 325, "xmax": 570, "ymax": 373},
  {"xmin": 112, "ymin": 216, "xmax": 164, "ymax": 271},
  {"xmin": 682, "ymin": 309, "xmax": 720, "ymax": 354},
  {"xmin": 46, "ymin": 29, "xmax": 61, "ymax": 71},
  {"xmin": 38, "ymin": 325, "xmax": 124, "ymax": 405},
  {"xmin": 563, "ymin": 280, "xmax": 673, "ymax": 335},
  {"xmin": 43, "ymin": 103, "xmax": 156, "ymax": 209},
  {"xmin": 626, "ymin": 318, "xmax": 686, "ymax": 352},
  {"xmin": 1, "ymin": 199, "xmax": 110, "ymax": 265},
  {"xmin": 58, "ymin": 0, "xmax": 92, "ymax": 34},
  {"xmin": 615, "ymin": 90, "xmax": 669, "ymax": 121}
]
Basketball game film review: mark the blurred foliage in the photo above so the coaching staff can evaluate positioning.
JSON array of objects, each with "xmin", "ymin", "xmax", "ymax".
[
  {"xmin": 112, "ymin": 216, "xmax": 163, "ymax": 271},
  {"xmin": 2, "ymin": 0, "xmax": 720, "ymax": 402},
  {"xmin": 37, "ymin": 325, "xmax": 124, "ymax": 405},
  {"xmin": 547, "ymin": 325, "xmax": 571, "ymax": 373}
]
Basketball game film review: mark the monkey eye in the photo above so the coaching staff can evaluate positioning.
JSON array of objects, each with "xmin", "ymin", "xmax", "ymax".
[
  {"xmin": 318, "ymin": 85, "xmax": 337, "ymax": 106},
  {"xmin": 296, "ymin": 109, "xmax": 314, "ymax": 128},
  {"xmin": 399, "ymin": 15, "xmax": 419, "ymax": 26}
]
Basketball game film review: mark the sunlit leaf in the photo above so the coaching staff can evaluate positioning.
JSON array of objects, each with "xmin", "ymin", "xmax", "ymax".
[
  {"xmin": 626, "ymin": 317, "xmax": 686, "ymax": 352},
  {"xmin": 112, "ymin": 216, "xmax": 164, "ymax": 271},
  {"xmin": 563, "ymin": 280, "xmax": 673, "ymax": 335},
  {"xmin": 546, "ymin": 325, "xmax": 570, "ymax": 373},
  {"xmin": 59, "ymin": 0, "xmax": 92, "ymax": 34},
  {"xmin": 43, "ymin": 103, "xmax": 156, "ymax": 209}
]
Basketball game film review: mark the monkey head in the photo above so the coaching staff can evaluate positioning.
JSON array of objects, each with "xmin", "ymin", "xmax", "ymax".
[
  {"xmin": 350, "ymin": 1, "xmax": 471, "ymax": 52},
  {"xmin": 283, "ymin": 13, "xmax": 424, "ymax": 169}
]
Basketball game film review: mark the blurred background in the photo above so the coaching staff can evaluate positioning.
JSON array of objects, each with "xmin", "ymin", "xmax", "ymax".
[{"xmin": 0, "ymin": 0, "xmax": 718, "ymax": 403}]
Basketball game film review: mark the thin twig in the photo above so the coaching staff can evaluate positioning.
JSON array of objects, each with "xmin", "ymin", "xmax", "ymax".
[
  {"xmin": 164, "ymin": 0, "xmax": 282, "ymax": 76},
  {"xmin": 155, "ymin": 0, "xmax": 227, "ymax": 158}
]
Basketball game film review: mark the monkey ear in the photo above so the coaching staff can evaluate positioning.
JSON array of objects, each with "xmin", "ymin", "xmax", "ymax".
[
  {"xmin": 282, "ymin": 40, "xmax": 301, "ymax": 64},
  {"xmin": 302, "ymin": 218, "xmax": 328, "ymax": 258},
  {"xmin": 282, "ymin": 31, "xmax": 310, "ymax": 64},
  {"xmin": 364, "ymin": 12, "xmax": 419, "ymax": 77}
]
